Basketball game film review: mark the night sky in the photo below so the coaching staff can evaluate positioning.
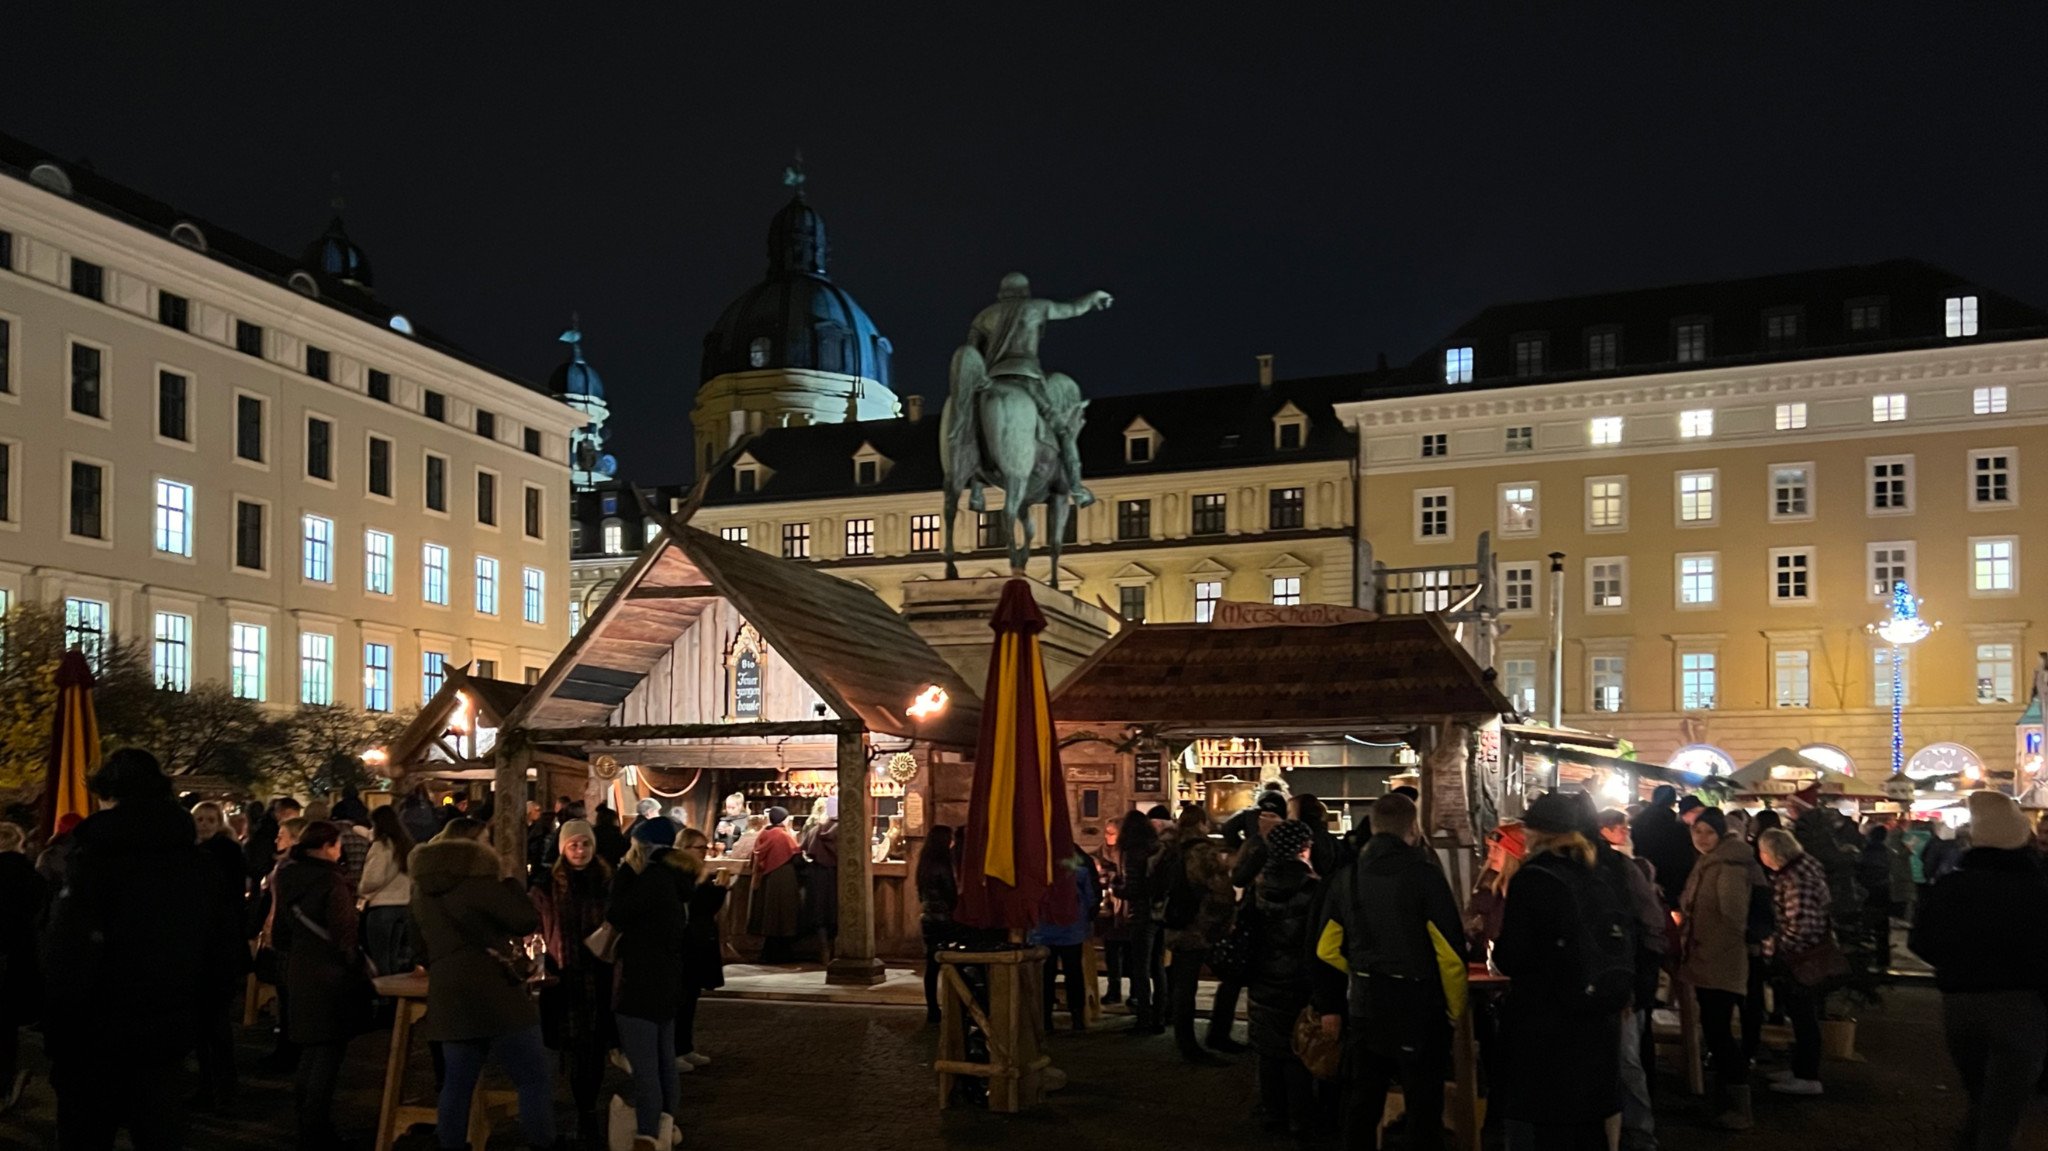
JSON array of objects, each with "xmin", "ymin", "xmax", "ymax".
[{"xmin": 7, "ymin": 4, "xmax": 2047, "ymax": 481}]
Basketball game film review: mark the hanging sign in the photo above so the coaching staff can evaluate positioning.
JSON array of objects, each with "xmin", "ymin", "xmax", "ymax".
[
  {"xmin": 733, "ymin": 649, "xmax": 762, "ymax": 718},
  {"xmin": 1210, "ymin": 600, "xmax": 1377, "ymax": 628},
  {"xmin": 1133, "ymin": 748, "xmax": 1164, "ymax": 795}
]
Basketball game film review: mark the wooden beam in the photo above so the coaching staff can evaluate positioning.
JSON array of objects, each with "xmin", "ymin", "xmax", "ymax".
[
  {"xmin": 492, "ymin": 746, "xmax": 531, "ymax": 879},
  {"xmin": 508, "ymin": 718, "xmax": 860, "ymax": 746},
  {"xmin": 626, "ymin": 585, "xmax": 720, "ymax": 600}
]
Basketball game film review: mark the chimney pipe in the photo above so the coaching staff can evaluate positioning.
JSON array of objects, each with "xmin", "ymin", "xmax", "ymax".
[
  {"xmin": 905, "ymin": 395, "xmax": 924, "ymax": 423},
  {"xmin": 1256, "ymin": 354, "xmax": 1274, "ymax": 389},
  {"xmin": 1547, "ymin": 551, "xmax": 1566, "ymax": 727}
]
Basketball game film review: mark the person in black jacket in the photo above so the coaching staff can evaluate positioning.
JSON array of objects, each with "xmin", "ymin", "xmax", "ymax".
[
  {"xmin": 676, "ymin": 828, "xmax": 728, "ymax": 1070},
  {"xmin": 916, "ymin": 826, "xmax": 960, "ymax": 1024},
  {"xmin": 1910, "ymin": 791, "xmax": 2048, "ymax": 1151},
  {"xmin": 593, "ymin": 804, "xmax": 631, "ymax": 868},
  {"xmin": 0, "ymin": 821, "xmax": 43, "ymax": 1116},
  {"xmin": 1112, "ymin": 810, "xmax": 1166, "ymax": 1034},
  {"xmin": 191, "ymin": 801, "xmax": 252, "ymax": 1113},
  {"xmin": 1247, "ymin": 820, "xmax": 1343, "ymax": 1139},
  {"xmin": 608, "ymin": 837, "xmax": 692, "ymax": 1144},
  {"xmin": 1629, "ymin": 785, "xmax": 1692, "ymax": 908},
  {"xmin": 273, "ymin": 821, "xmax": 369, "ymax": 1150},
  {"xmin": 530, "ymin": 817, "xmax": 615, "ymax": 1149},
  {"xmin": 1312, "ymin": 792, "xmax": 1467, "ymax": 1151},
  {"xmin": 42, "ymin": 749, "xmax": 235, "ymax": 1151}
]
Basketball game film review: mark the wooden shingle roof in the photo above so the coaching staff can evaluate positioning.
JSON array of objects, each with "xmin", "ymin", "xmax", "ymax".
[{"xmin": 1053, "ymin": 615, "xmax": 1510, "ymax": 729}]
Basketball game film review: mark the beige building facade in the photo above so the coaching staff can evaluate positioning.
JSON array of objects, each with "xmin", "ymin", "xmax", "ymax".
[{"xmin": 0, "ymin": 138, "xmax": 578, "ymax": 710}]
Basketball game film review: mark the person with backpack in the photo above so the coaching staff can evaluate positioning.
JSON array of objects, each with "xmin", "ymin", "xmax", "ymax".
[
  {"xmin": 1492, "ymin": 792, "xmax": 1634, "ymax": 1151},
  {"xmin": 1595, "ymin": 805, "xmax": 1667, "ymax": 1151},
  {"xmin": 1678, "ymin": 806, "xmax": 1766, "ymax": 1131},
  {"xmin": 1246, "ymin": 820, "xmax": 1343, "ymax": 1140},
  {"xmin": 1114, "ymin": 809, "xmax": 1167, "ymax": 1035},
  {"xmin": 1155, "ymin": 805, "xmax": 1235, "ymax": 1064},
  {"xmin": 1313, "ymin": 792, "xmax": 1467, "ymax": 1151}
]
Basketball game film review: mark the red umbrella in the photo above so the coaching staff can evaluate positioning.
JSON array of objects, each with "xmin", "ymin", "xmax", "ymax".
[
  {"xmin": 38, "ymin": 649, "xmax": 99, "ymax": 841},
  {"xmin": 958, "ymin": 580, "xmax": 1079, "ymax": 932}
]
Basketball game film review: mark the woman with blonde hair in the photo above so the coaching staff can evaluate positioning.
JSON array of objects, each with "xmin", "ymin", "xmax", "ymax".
[
  {"xmin": 1680, "ymin": 807, "xmax": 1767, "ymax": 1130},
  {"xmin": 1464, "ymin": 820, "xmax": 1526, "ymax": 951}
]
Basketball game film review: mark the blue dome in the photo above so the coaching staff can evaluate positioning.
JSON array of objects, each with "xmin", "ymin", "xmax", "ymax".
[
  {"xmin": 303, "ymin": 214, "xmax": 372, "ymax": 290},
  {"xmin": 547, "ymin": 324, "xmax": 606, "ymax": 402},
  {"xmin": 700, "ymin": 192, "xmax": 893, "ymax": 388}
]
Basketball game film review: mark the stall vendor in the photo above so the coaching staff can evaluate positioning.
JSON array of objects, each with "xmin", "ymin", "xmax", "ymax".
[{"xmin": 713, "ymin": 792, "xmax": 749, "ymax": 849}]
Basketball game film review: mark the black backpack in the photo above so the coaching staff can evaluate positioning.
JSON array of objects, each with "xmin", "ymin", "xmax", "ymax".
[{"xmin": 1528, "ymin": 851, "xmax": 1639, "ymax": 1014}]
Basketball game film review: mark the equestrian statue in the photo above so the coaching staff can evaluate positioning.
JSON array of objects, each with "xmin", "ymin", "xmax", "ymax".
[{"xmin": 940, "ymin": 273, "xmax": 1112, "ymax": 588}]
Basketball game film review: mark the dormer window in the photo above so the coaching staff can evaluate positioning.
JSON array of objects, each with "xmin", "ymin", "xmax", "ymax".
[
  {"xmin": 749, "ymin": 337, "xmax": 770, "ymax": 368},
  {"xmin": 1444, "ymin": 347, "xmax": 1474, "ymax": 385},
  {"xmin": 732, "ymin": 451, "xmax": 770, "ymax": 495},
  {"xmin": 1271, "ymin": 402, "xmax": 1308, "ymax": 451},
  {"xmin": 1945, "ymin": 295, "xmax": 1979, "ymax": 338},
  {"xmin": 851, "ymin": 441, "xmax": 891, "ymax": 487},
  {"xmin": 1511, "ymin": 335, "xmax": 1545, "ymax": 378},
  {"xmin": 602, "ymin": 520, "xmax": 624, "ymax": 555},
  {"xmin": 170, "ymin": 222, "xmax": 207, "ymax": 251},
  {"xmin": 1124, "ymin": 417, "xmax": 1160, "ymax": 464}
]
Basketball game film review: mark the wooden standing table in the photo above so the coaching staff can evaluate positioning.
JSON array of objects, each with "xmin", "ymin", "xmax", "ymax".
[
  {"xmin": 1449, "ymin": 966, "xmax": 1510, "ymax": 1151},
  {"xmin": 370, "ymin": 972, "xmax": 518, "ymax": 1151}
]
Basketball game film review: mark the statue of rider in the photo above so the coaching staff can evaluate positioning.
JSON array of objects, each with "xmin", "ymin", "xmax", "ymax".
[{"xmin": 947, "ymin": 273, "xmax": 1112, "ymax": 509}]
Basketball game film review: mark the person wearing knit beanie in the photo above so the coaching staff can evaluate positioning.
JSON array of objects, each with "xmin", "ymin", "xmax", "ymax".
[
  {"xmin": 1262, "ymin": 819, "xmax": 1314, "ymax": 868},
  {"xmin": 557, "ymin": 818, "xmax": 596, "ymax": 848}
]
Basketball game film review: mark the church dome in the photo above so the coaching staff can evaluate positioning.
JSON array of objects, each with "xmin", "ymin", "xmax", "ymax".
[
  {"xmin": 547, "ymin": 322, "xmax": 606, "ymax": 402},
  {"xmin": 699, "ymin": 191, "xmax": 893, "ymax": 389},
  {"xmin": 303, "ymin": 212, "xmax": 372, "ymax": 290}
]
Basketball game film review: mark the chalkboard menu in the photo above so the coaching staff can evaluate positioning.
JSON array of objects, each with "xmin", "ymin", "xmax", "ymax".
[
  {"xmin": 733, "ymin": 649, "xmax": 762, "ymax": 718},
  {"xmin": 1133, "ymin": 748, "xmax": 1164, "ymax": 795}
]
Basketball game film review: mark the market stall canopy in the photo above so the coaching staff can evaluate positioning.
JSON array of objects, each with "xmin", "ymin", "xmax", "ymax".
[
  {"xmin": 1730, "ymin": 747, "xmax": 1886, "ymax": 797},
  {"xmin": 505, "ymin": 523, "xmax": 982, "ymax": 747},
  {"xmin": 381, "ymin": 665, "xmax": 571, "ymax": 781},
  {"xmin": 1052, "ymin": 615, "xmax": 1511, "ymax": 731}
]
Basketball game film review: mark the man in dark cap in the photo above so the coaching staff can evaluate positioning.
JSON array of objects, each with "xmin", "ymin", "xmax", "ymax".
[{"xmin": 1630, "ymin": 784, "xmax": 1694, "ymax": 908}]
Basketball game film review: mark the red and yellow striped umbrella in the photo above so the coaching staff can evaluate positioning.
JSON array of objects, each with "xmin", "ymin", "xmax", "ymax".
[
  {"xmin": 39, "ymin": 649, "xmax": 99, "ymax": 839},
  {"xmin": 958, "ymin": 580, "xmax": 1078, "ymax": 931}
]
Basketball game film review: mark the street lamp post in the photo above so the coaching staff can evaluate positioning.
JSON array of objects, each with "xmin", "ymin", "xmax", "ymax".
[{"xmin": 1868, "ymin": 580, "xmax": 1939, "ymax": 781}]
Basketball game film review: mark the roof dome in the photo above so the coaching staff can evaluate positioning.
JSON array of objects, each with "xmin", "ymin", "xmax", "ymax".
[
  {"xmin": 547, "ymin": 322, "xmax": 606, "ymax": 402},
  {"xmin": 700, "ymin": 190, "xmax": 893, "ymax": 389},
  {"xmin": 303, "ymin": 212, "xmax": 372, "ymax": 290}
]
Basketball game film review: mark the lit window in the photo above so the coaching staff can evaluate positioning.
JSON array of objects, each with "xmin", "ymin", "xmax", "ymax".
[
  {"xmin": 1585, "ymin": 329, "xmax": 1618, "ymax": 370},
  {"xmin": 1977, "ymin": 643, "xmax": 2016, "ymax": 704},
  {"xmin": 64, "ymin": 598, "xmax": 108, "ymax": 671},
  {"xmin": 1674, "ymin": 321, "xmax": 1707, "ymax": 362},
  {"xmin": 1679, "ymin": 409, "xmax": 1714, "ymax": 439},
  {"xmin": 299, "ymin": 633, "xmax": 333, "ymax": 706},
  {"xmin": 1271, "ymin": 576, "xmax": 1303, "ymax": 606},
  {"xmin": 1504, "ymin": 426, "xmax": 1534, "ymax": 453},
  {"xmin": 1420, "ymin": 433, "xmax": 1447, "ymax": 459},
  {"xmin": 1676, "ymin": 471, "xmax": 1717, "ymax": 523},
  {"xmin": 1587, "ymin": 478, "xmax": 1625, "ymax": 530},
  {"xmin": 152, "ymin": 612, "xmax": 190, "ymax": 692},
  {"xmin": 1868, "ymin": 543, "xmax": 1913, "ymax": 599},
  {"xmin": 230, "ymin": 623, "xmax": 266, "ymax": 701},
  {"xmin": 154, "ymin": 479, "xmax": 193, "ymax": 556},
  {"xmin": 1680, "ymin": 653, "xmax": 1717, "ymax": 711},
  {"xmin": 1770, "ymin": 465, "xmax": 1811, "ymax": 520},
  {"xmin": 1589, "ymin": 559, "xmax": 1626, "ymax": 609},
  {"xmin": 1970, "ymin": 450, "xmax": 2013, "ymax": 506},
  {"xmin": 645, "ymin": 522, "xmax": 660, "ymax": 543},
  {"xmin": 1589, "ymin": 416, "xmax": 1623, "ymax": 446},
  {"xmin": 1874, "ymin": 647, "xmax": 1911, "ymax": 707},
  {"xmin": 1973, "ymin": 386, "xmax": 2008, "ymax": 415},
  {"xmin": 602, "ymin": 523, "xmax": 624, "ymax": 554},
  {"xmin": 1945, "ymin": 295, "xmax": 1979, "ymax": 338},
  {"xmin": 786, "ymin": 521, "xmax": 817, "ymax": 558},
  {"xmin": 749, "ymin": 336, "xmax": 770, "ymax": 367},
  {"xmin": 1500, "ymin": 563, "xmax": 1536, "ymax": 612},
  {"xmin": 1416, "ymin": 490, "xmax": 1452, "ymax": 539},
  {"xmin": 1774, "ymin": 650, "xmax": 1811, "ymax": 708},
  {"xmin": 301, "ymin": 515, "xmax": 333, "ymax": 583},
  {"xmin": 1872, "ymin": 394, "xmax": 1907, "ymax": 422},
  {"xmin": 475, "ymin": 556, "xmax": 499, "ymax": 615},
  {"xmin": 1502, "ymin": 658, "xmax": 1538, "ymax": 715},
  {"xmin": 422, "ymin": 650, "xmax": 448, "ymax": 701},
  {"xmin": 845, "ymin": 518, "xmax": 874, "ymax": 557},
  {"xmin": 1591, "ymin": 655, "xmax": 1625, "ymax": 711},
  {"xmin": 721, "ymin": 525, "xmax": 751, "ymax": 546},
  {"xmin": 365, "ymin": 530, "xmax": 394, "ymax": 595},
  {"xmin": 1444, "ymin": 347, "xmax": 1473, "ymax": 385},
  {"xmin": 522, "ymin": 568, "xmax": 545, "ymax": 624},
  {"xmin": 1677, "ymin": 554, "xmax": 1717, "ymax": 606},
  {"xmin": 422, "ymin": 543, "xmax": 449, "ymax": 605},
  {"xmin": 1869, "ymin": 456, "xmax": 1912, "ymax": 513},
  {"xmin": 1972, "ymin": 537, "xmax": 2017, "ymax": 593},
  {"xmin": 1512, "ymin": 338, "xmax": 1544, "ymax": 377},
  {"xmin": 1194, "ymin": 580, "xmax": 1223, "ymax": 623},
  {"xmin": 1775, "ymin": 402, "xmax": 1808, "ymax": 430},
  {"xmin": 363, "ymin": 643, "xmax": 392, "ymax": 712},
  {"xmin": 1771, "ymin": 549, "xmax": 1813, "ymax": 603},
  {"xmin": 1498, "ymin": 484, "xmax": 1537, "ymax": 536}
]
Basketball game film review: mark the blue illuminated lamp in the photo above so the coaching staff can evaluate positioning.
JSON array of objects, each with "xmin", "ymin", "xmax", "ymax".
[{"xmin": 1867, "ymin": 580, "xmax": 1939, "ymax": 780}]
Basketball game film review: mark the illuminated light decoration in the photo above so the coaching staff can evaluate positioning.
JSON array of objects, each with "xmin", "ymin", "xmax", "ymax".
[
  {"xmin": 592, "ymin": 754, "xmax": 622, "ymax": 781},
  {"xmin": 361, "ymin": 746, "xmax": 388, "ymax": 768},
  {"xmin": 1797, "ymin": 744, "xmax": 1854, "ymax": 776},
  {"xmin": 907, "ymin": 685, "xmax": 948, "ymax": 719},
  {"xmin": 1668, "ymin": 744, "xmax": 1736, "ymax": 779},
  {"xmin": 1906, "ymin": 742, "xmax": 1984, "ymax": 783},
  {"xmin": 1601, "ymin": 770, "xmax": 1632, "ymax": 803},
  {"xmin": 1866, "ymin": 580, "xmax": 1940, "ymax": 780},
  {"xmin": 887, "ymin": 751, "xmax": 920, "ymax": 784}
]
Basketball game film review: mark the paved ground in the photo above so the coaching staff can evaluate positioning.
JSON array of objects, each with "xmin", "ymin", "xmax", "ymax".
[{"xmin": 0, "ymin": 980, "xmax": 2037, "ymax": 1150}]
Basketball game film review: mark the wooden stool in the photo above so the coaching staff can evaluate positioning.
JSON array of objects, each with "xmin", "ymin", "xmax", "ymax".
[
  {"xmin": 371, "ymin": 973, "xmax": 518, "ymax": 1151},
  {"xmin": 935, "ymin": 947, "xmax": 1054, "ymax": 1114}
]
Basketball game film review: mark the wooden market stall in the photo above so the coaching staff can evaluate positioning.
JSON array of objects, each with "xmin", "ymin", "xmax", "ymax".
[
  {"xmin": 492, "ymin": 515, "xmax": 982, "ymax": 981},
  {"xmin": 377, "ymin": 667, "xmax": 586, "ymax": 800}
]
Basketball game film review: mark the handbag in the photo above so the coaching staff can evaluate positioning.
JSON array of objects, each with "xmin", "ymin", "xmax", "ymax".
[
  {"xmin": 584, "ymin": 922, "xmax": 620, "ymax": 964},
  {"xmin": 1781, "ymin": 935, "xmax": 1851, "ymax": 988},
  {"xmin": 1208, "ymin": 903, "xmax": 1261, "ymax": 982},
  {"xmin": 1292, "ymin": 1006, "xmax": 1342, "ymax": 1081},
  {"xmin": 443, "ymin": 901, "xmax": 551, "ymax": 994}
]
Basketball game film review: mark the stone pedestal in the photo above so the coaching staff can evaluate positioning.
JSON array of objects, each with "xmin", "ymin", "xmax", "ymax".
[{"xmin": 901, "ymin": 577, "xmax": 1117, "ymax": 694}]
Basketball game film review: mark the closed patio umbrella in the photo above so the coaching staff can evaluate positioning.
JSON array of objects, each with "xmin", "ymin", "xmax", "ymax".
[{"xmin": 38, "ymin": 649, "xmax": 99, "ymax": 840}]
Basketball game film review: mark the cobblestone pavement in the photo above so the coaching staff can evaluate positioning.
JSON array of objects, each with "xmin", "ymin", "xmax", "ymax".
[{"xmin": 0, "ymin": 982, "xmax": 2037, "ymax": 1150}]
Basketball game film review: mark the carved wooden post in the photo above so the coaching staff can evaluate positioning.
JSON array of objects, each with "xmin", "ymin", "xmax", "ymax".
[
  {"xmin": 829, "ymin": 727, "xmax": 885, "ymax": 985},
  {"xmin": 493, "ymin": 744, "xmax": 530, "ymax": 880}
]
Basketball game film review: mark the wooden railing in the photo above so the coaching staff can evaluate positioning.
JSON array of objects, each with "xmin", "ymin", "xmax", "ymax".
[{"xmin": 1375, "ymin": 563, "xmax": 1484, "ymax": 617}]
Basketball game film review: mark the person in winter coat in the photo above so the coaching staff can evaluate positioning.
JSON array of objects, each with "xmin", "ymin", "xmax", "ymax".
[
  {"xmin": 1630, "ymin": 785, "xmax": 1694, "ymax": 908},
  {"xmin": 0, "ymin": 822, "xmax": 44, "ymax": 1116},
  {"xmin": 1028, "ymin": 851, "xmax": 1098, "ymax": 1033},
  {"xmin": 191, "ymin": 801, "xmax": 251, "ymax": 1113},
  {"xmin": 1858, "ymin": 823, "xmax": 1897, "ymax": 969},
  {"xmin": 916, "ymin": 825, "xmax": 960, "ymax": 1024},
  {"xmin": 593, "ymin": 805, "xmax": 631, "ymax": 868},
  {"xmin": 800, "ymin": 798, "xmax": 841, "ymax": 962},
  {"xmin": 1679, "ymin": 807, "xmax": 1766, "ymax": 1130},
  {"xmin": 1463, "ymin": 820, "xmax": 1528, "ymax": 953},
  {"xmin": 607, "ymin": 837, "xmax": 692, "ymax": 1147},
  {"xmin": 1757, "ymin": 828, "xmax": 1831, "ymax": 1098},
  {"xmin": 1245, "ymin": 820, "xmax": 1341, "ymax": 1139},
  {"xmin": 747, "ymin": 806, "xmax": 804, "ymax": 963},
  {"xmin": 676, "ymin": 827, "xmax": 728, "ymax": 1070},
  {"xmin": 1910, "ymin": 791, "xmax": 2048, "ymax": 1151},
  {"xmin": 1092, "ymin": 828, "xmax": 1129, "ymax": 1006},
  {"xmin": 1313, "ymin": 792, "xmax": 1467, "ymax": 1151},
  {"xmin": 409, "ymin": 818, "xmax": 558, "ymax": 1150},
  {"xmin": 273, "ymin": 821, "xmax": 369, "ymax": 1150},
  {"xmin": 41, "ymin": 749, "xmax": 233, "ymax": 1151},
  {"xmin": 1114, "ymin": 808, "xmax": 1166, "ymax": 1034},
  {"xmin": 1491, "ymin": 792, "xmax": 1630, "ymax": 1151},
  {"xmin": 530, "ymin": 818, "xmax": 615, "ymax": 1149},
  {"xmin": 1220, "ymin": 781, "xmax": 1289, "ymax": 852},
  {"xmin": 360, "ymin": 805, "xmax": 417, "ymax": 979},
  {"xmin": 1157, "ymin": 804, "xmax": 1235, "ymax": 1063},
  {"xmin": 1787, "ymin": 789, "xmax": 1864, "ymax": 934}
]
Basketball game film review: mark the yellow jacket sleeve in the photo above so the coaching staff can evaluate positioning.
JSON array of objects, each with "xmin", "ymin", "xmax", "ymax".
[{"xmin": 1317, "ymin": 920, "xmax": 1349, "ymax": 973}]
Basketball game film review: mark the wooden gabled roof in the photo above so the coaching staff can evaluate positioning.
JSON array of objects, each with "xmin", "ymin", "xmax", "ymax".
[
  {"xmin": 1052, "ymin": 615, "xmax": 1511, "ymax": 730},
  {"xmin": 383, "ymin": 663, "xmax": 534, "ymax": 777},
  {"xmin": 506, "ymin": 521, "xmax": 983, "ymax": 747}
]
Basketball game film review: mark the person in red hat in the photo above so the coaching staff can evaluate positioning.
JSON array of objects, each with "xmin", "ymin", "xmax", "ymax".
[{"xmin": 1464, "ymin": 820, "xmax": 1527, "ymax": 951}]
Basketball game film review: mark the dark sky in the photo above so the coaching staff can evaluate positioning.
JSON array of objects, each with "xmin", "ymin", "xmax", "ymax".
[{"xmin": 8, "ymin": 3, "xmax": 2047, "ymax": 480}]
